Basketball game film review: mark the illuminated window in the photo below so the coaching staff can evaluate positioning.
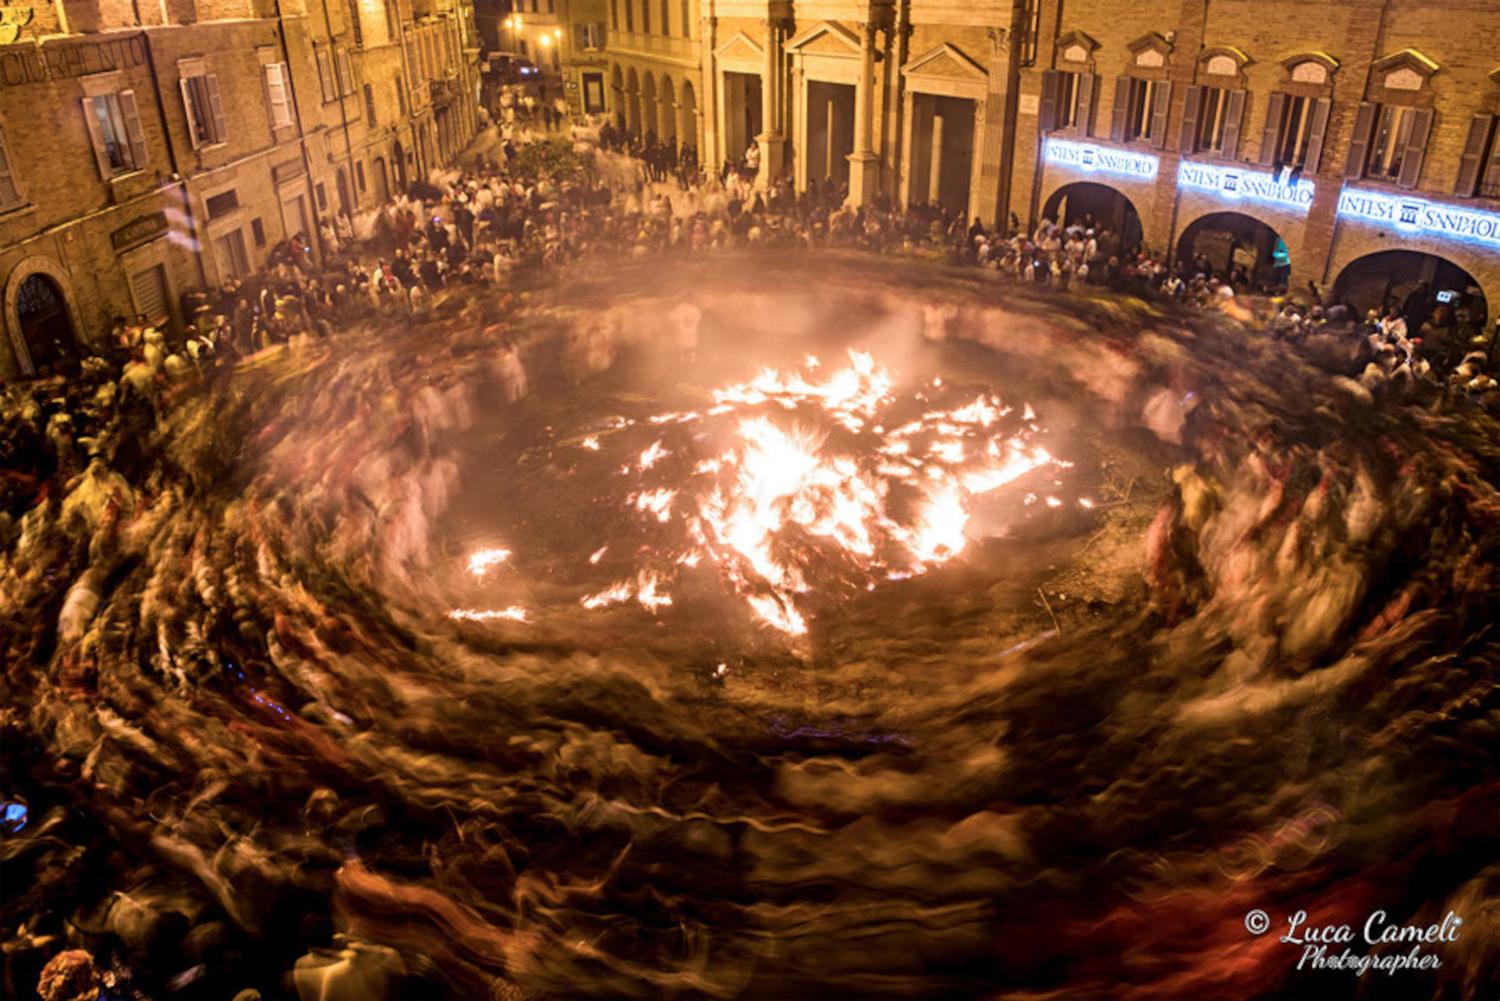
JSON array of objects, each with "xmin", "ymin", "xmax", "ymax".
[
  {"xmin": 180, "ymin": 66, "xmax": 227, "ymax": 149},
  {"xmin": 1017, "ymin": 0, "xmax": 1040, "ymax": 66},
  {"xmin": 82, "ymin": 90, "xmax": 148, "ymax": 175},
  {"xmin": 1367, "ymin": 105, "xmax": 1419, "ymax": 181},
  {"xmin": 1194, "ymin": 87, "xmax": 1227, "ymax": 152},
  {"xmin": 1125, "ymin": 78, "xmax": 1162, "ymax": 143}
]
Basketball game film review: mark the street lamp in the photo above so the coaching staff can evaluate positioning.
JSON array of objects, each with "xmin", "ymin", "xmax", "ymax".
[{"xmin": 502, "ymin": 13, "xmax": 523, "ymax": 54}]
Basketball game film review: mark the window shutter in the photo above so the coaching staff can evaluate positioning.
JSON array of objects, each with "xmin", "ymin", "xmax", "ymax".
[
  {"xmin": 1220, "ymin": 89, "xmax": 1246, "ymax": 160},
  {"xmin": 1038, "ymin": 70, "xmax": 1058, "ymax": 132},
  {"xmin": 1149, "ymin": 81, "xmax": 1172, "ymax": 148},
  {"xmin": 118, "ymin": 89, "xmax": 149, "ymax": 170},
  {"xmin": 265, "ymin": 64, "xmax": 291, "ymax": 128},
  {"xmin": 1453, "ymin": 113, "xmax": 1493, "ymax": 196},
  {"xmin": 1179, "ymin": 85, "xmax": 1203, "ymax": 153},
  {"xmin": 205, "ymin": 74, "xmax": 227, "ymax": 143},
  {"xmin": 1258, "ymin": 92, "xmax": 1286, "ymax": 167},
  {"xmin": 179, "ymin": 79, "xmax": 201, "ymax": 148},
  {"xmin": 1344, "ymin": 101, "xmax": 1377, "ymax": 179},
  {"xmin": 1075, "ymin": 73, "xmax": 1095, "ymax": 136},
  {"xmin": 0, "ymin": 128, "xmax": 22, "ymax": 207},
  {"xmin": 81, "ymin": 97, "xmax": 117, "ymax": 175},
  {"xmin": 1302, "ymin": 97, "xmax": 1331, "ymax": 173},
  {"xmin": 1481, "ymin": 126, "xmax": 1500, "ymax": 198},
  {"xmin": 1109, "ymin": 76, "xmax": 1131, "ymax": 142},
  {"xmin": 1396, "ymin": 107, "xmax": 1433, "ymax": 189}
]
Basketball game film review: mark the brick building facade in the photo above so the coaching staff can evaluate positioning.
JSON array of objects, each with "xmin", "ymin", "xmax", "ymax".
[
  {"xmin": 586, "ymin": 0, "xmax": 1499, "ymax": 323},
  {"xmin": 0, "ymin": 0, "xmax": 481, "ymax": 380}
]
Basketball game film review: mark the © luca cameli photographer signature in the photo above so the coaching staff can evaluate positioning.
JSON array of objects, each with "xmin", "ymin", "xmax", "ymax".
[{"xmin": 1244, "ymin": 907, "xmax": 1463, "ymax": 977}]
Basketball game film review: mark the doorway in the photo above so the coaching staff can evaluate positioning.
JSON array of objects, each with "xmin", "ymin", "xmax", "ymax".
[
  {"xmin": 804, "ymin": 80, "xmax": 855, "ymax": 189},
  {"xmin": 16, "ymin": 273, "xmax": 79, "ymax": 374},
  {"xmin": 908, "ymin": 93, "xmax": 976, "ymax": 216},
  {"xmin": 722, "ymin": 71, "xmax": 763, "ymax": 164}
]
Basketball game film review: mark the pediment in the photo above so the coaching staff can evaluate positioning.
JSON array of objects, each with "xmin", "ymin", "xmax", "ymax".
[
  {"xmin": 902, "ymin": 44, "xmax": 987, "ymax": 82},
  {"xmin": 1055, "ymin": 30, "xmax": 1098, "ymax": 66},
  {"xmin": 786, "ymin": 20, "xmax": 862, "ymax": 57},
  {"xmin": 1370, "ymin": 47, "xmax": 1439, "ymax": 78},
  {"xmin": 714, "ymin": 31, "xmax": 764, "ymax": 62}
]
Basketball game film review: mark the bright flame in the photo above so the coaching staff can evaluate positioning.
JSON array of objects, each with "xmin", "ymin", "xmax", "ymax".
[
  {"xmin": 466, "ymin": 548, "xmax": 511, "ymax": 577},
  {"xmin": 448, "ymin": 606, "xmax": 529, "ymax": 622},
  {"xmin": 572, "ymin": 352, "xmax": 1067, "ymax": 634}
]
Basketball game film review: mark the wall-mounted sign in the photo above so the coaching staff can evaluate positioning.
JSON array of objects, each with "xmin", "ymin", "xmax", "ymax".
[
  {"xmin": 110, "ymin": 211, "xmax": 169, "ymax": 252},
  {"xmin": 1045, "ymin": 138, "xmax": 1158, "ymax": 180},
  {"xmin": 1176, "ymin": 161, "xmax": 1314, "ymax": 213},
  {"xmin": 1337, "ymin": 188, "xmax": 1500, "ymax": 251}
]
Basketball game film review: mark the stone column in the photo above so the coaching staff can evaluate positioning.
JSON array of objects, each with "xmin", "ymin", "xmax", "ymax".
[
  {"xmin": 846, "ymin": 20, "xmax": 881, "ymax": 206},
  {"xmin": 756, "ymin": 19, "xmax": 786, "ymax": 189},
  {"xmin": 928, "ymin": 113, "xmax": 945, "ymax": 204}
]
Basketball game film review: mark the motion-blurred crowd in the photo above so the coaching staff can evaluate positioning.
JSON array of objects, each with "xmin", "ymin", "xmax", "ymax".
[{"xmin": 2, "ymin": 118, "xmax": 1500, "ymax": 1001}]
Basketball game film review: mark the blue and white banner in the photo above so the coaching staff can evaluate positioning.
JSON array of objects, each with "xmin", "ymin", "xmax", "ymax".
[
  {"xmin": 1045, "ymin": 139, "xmax": 1159, "ymax": 180},
  {"xmin": 1337, "ymin": 189, "xmax": 1500, "ymax": 251},
  {"xmin": 1176, "ymin": 162, "xmax": 1314, "ymax": 213}
]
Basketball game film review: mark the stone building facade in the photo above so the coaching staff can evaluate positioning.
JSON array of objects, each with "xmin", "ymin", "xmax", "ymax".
[
  {"xmin": 0, "ymin": 0, "xmax": 480, "ymax": 379},
  {"xmin": 587, "ymin": 0, "xmax": 1500, "ymax": 322}
]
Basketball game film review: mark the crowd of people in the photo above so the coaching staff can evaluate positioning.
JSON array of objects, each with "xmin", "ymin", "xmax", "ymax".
[{"xmin": 4, "ymin": 120, "xmax": 1499, "ymax": 537}]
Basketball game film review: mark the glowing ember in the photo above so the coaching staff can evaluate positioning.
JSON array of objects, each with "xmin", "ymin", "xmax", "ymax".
[
  {"xmin": 573, "ymin": 352, "xmax": 1067, "ymax": 635},
  {"xmin": 466, "ymin": 548, "xmax": 511, "ymax": 577},
  {"xmin": 448, "ymin": 606, "xmax": 529, "ymax": 623}
]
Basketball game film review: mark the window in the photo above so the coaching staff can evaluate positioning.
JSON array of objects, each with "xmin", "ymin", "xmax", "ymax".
[
  {"xmin": 316, "ymin": 48, "xmax": 338, "ymax": 102},
  {"xmin": 347, "ymin": 0, "xmax": 363, "ymax": 46},
  {"xmin": 384, "ymin": 0, "xmax": 397, "ymax": 41},
  {"xmin": 1056, "ymin": 72, "xmax": 1080, "ymax": 129},
  {"xmin": 180, "ymin": 66, "xmax": 227, "ymax": 148},
  {"xmin": 1040, "ymin": 70, "xmax": 1094, "ymax": 134},
  {"xmin": 205, "ymin": 189, "xmax": 239, "ymax": 218},
  {"xmin": 1455, "ymin": 113, "xmax": 1500, "ymax": 198},
  {"xmin": 264, "ymin": 62, "xmax": 293, "ymax": 129},
  {"xmin": 1258, "ymin": 92, "xmax": 1330, "ymax": 174},
  {"xmin": 681, "ymin": 0, "xmax": 689, "ymax": 37},
  {"xmin": 355, "ymin": 160, "xmax": 366, "ymax": 192},
  {"xmin": 214, "ymin": 229, "xmax": 251, "ymax": 279},
  {"xmin": 641, "ymin": 0, "xmax": 650, "ymax": 34},
  {"xmin": 1017, "ymin": 0, "xmax": 1041, "ymax": 66},
  {"xmin": 1111, "ymin": 77, "xmax": 1168, "ymax": 145},
  {"xmin": 0, "ymin": 126, "xmax": 24, "ymax": 210},
  {"xmin": 81, "ymin": 89, "xmax": 149, "ymax": 176},
  {"xmin": 660, "ymin": 0, "xmax": 669, "ymax": 35},
  {"xmin": 1367, "ymin": 104, "xmax": 1420, "ymax": 181},
  {"xmin": 315, "ymin": 182, "xmax": 327, "ymax": 210},
  {"xmin": 395, "ymin": 73, "xmax": 407, "ymax": 116},
  {"xmin": 1194, "ymin": 87, "xmax": 1231, "ymax": 152},
  {"xmin": 251, "ymin": 217, "xmax": 266, "ymax": 246},
  {"xmin": 364, "ymin": 83, "xmax": 377, "ymax": 126},
  {"xmin": 625, "ymin": 0, "xmax": 633, "ymax": 32},
  {"xmin": 611, "ymin": 0, "xmax": 618, "ymax": 30}
]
